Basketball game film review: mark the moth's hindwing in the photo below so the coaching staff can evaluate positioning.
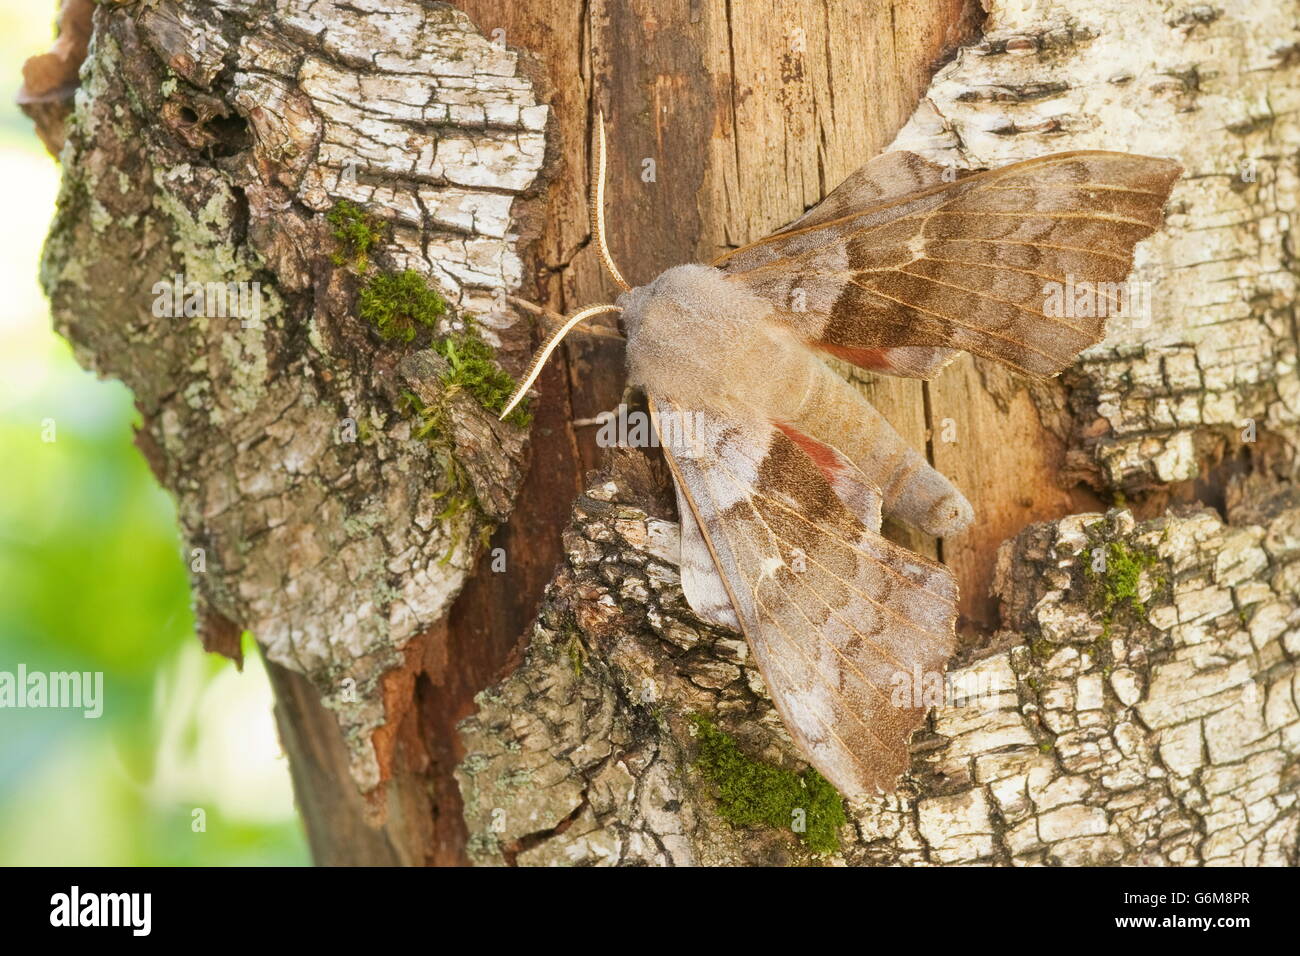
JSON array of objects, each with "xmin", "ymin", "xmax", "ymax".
[
  {"xmin": 718, "ymin": 150, "xmax": 1182, "ymax": 379},
  {"xmin": 651, "ymin": 396, "xmax": 958, "ymax": 798},
  {"xmin": 675, "ymin": 482, "xmax": 741, "ymax": 631}
]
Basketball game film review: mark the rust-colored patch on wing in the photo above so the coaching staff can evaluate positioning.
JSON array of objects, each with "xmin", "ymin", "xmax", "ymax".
[
  {"xmin": 815, "ymin": 343, "xmax": 894, "ymax": 370},
  {"xmin": 773, "ymin": 420, "xmax": 846, "ymax": 481}
]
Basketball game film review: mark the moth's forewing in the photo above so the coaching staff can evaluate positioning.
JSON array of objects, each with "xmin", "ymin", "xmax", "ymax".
[
  {"xmin": 718, "ymin": 150, "xmax": 1182, "ymax": 379},
  {"xmin": 651, "ymin": 396, "xmax": 958, "ymax": 798}
]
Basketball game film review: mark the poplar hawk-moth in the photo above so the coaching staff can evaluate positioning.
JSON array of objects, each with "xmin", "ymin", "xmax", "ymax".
[{"xmin": 502, "ymin": 124, "xmax": 1180, "ymax": 800}]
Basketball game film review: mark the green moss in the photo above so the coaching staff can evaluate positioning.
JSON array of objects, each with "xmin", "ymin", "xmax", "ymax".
[
  {"xmin": 1082, "ymin": 536, "xmax": 1164, "ymax": 635},
  {"xmin": 331, "ymin": 213, "xmax": 528, "ymax": 425},
  {"xmin": 355, "ymin": 272, "xmax": 527, "ymax": 423},
  {"xmin": 690, "ymin": 715, "xmax": 846, "ymax": 855},
  {"xmin": 565, "ymin": 632, "xmax": 586, "ymax": 678},
  {"xmin": 327, "ymin": 200, "xmax": 385, "ymax": 272},
  {"xmin": 400, "ymin": 390, "xmax": 442, "ymax": 441},
  {"xmin": 432, "ymin": 316, "xmax": 531, "ymax": 428},
  {"xmin": 359, "ymin": 269, "xmax": 447, "ymax": 343},
  {"xmin": 392, "ymin": 315, "xmax": 530, "ymax": 558},
  {"xmin": 400, "ymin": 389, "xmax": 479, "ymax": 563}
]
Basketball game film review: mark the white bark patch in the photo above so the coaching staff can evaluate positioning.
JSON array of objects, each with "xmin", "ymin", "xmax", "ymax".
[
  {"xmin": 891, "ymin": 0, "xmax": 1300, "ymax": 487},
  {"xmin": 284, "ymin": 1, "xmax": 547, "ymax": 308},
  {"xmin": 43, "ymin": 0, "xmax": 546, "ymax": 793}
]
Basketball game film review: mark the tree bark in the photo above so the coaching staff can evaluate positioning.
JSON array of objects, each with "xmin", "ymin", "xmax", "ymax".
[{"xmin": 33, "ymin": 0, "xmax": 1300, "ymax": 866}]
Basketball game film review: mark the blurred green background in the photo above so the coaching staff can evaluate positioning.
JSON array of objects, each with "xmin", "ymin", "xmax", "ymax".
[{"xmin": 0, "ymin": 5, "xmax": 308, "ymax": 864}]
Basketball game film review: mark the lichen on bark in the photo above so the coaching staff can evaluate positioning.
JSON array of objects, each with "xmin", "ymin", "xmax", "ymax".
[{"xmin": 39, "ymin": 0, "xmax": 546, "ymax": 792}]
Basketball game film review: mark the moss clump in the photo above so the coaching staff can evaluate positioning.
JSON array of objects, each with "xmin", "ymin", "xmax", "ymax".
[
  {"xmin": 359, "ymin": 269, "xmax": 447, "ymax": 343},
  {"xmin": 400, "ymin": 389, "xmax": 482, "ymax": 563},
  {"xmin": 433, "ymin": 317, "xmax": 531, "ymax": 428},
  {"xmin": 393, "ymin": 317, "xmax": 530, "ymax": 558},
  {"xmin": 1082, "ymin": 536, "xmax": 1164, "ymax": 635},
  {"xmin": 565, "ymin": 632, "xmax": 586, "ymax": 678},
  {"xmin": 691, "ymin": 715, "xmax": 846, "ymax": 855},
  {"xmin": 327, "ymin": 200, "xmax": 385, "ymax": 272},
  {"xmin": 328, "ymin": 204, "xmax": 529, "ymax": 425}
]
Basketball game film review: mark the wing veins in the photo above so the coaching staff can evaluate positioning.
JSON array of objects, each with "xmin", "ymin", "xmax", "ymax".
[
  {"xmin": 682, "ymin": 455, "xmax": 893, "ymax": 764},
  {"xmin": 903, "ymin": 254, "xmax": 1130, "ymax": 306},
  {"xmin": 746, "ymin": 512, "xmax": 918, "ymax": 680},
  {"xmin": 919, "ymin": 209, "xmax": 1161, "ymax": 229},
  {"xmin": 845, "ymin": 275, "xmax": 1073, "ymax": 368},
  {"xmin": 751, "ymin": 585, "xmax": 898, "ymax": 756},
  {"xmin": 709, "ymin": 458, "xmax": 954, "ymax": 640},
  {"xmin": 891, "ymin": 262, "xmax": 1099, "ymax": 336},
  {"xmin": 766, "ymin": 569, "xmax": 909, "ymax": 694},
  {"xmin": 714, "ymin": 150, "xmax": 1173, "ymax": 266},
  {"xmin": 934, "ymin": 236, "xmax": 1130, "ymax": 262},
  {"xmin": 753, "ymin": 597, "xmax": 883, "ymax": 781},
  {"xmin": 982, "ymin": 182, "xmax": 1171, "ymax": 197},
  {"xmin": 726, "ymin": 200, "xmax": 1151, "ymax": 284}
]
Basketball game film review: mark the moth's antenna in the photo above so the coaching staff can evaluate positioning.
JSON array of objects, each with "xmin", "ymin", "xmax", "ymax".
[
  {"xmin": 507, "ymin": 295, "xmax": 625, "ymax": 342},
  {"xmin": 500, "ymin": 302, "xmax": 623, "ymax": 420},
  {"xmin": 592, "ymin": 111, "xmax": 631, "ymax": 293},
  {"xmin": 499, "ymin": 112, "xmax": 629, "ymax": 422}
]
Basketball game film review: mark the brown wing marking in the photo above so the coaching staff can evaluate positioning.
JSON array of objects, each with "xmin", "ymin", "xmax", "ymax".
[
  {"xmin": 651, "ymin": 397, "xmax": 957, "ymax": 797},
  {"xmin": 719, "ymin": 151, "xmax": 1182, "ymax": 378},
  {"xmin": 771, "ymin": 421, "xmax": 883, "ymax": 532}
]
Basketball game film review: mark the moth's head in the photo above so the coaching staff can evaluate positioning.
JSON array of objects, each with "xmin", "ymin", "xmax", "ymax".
[
  {"xmin": 619, "ymin": 264, "xmax": 737, "ymax": 343},
  {"xmin": 613, "ymin": 283, "xmax": 651, "ymax": 339}
]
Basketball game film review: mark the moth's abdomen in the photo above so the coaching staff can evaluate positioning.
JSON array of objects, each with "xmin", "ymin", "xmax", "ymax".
[{"xmin": 781, "ymin": 360, "xmax": 974, "ymax": 538}]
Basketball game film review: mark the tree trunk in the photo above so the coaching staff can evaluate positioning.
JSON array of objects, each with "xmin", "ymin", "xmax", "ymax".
[{"xmin": 33, "ymin": 0, "xmax": 1300, "ymax": 866}]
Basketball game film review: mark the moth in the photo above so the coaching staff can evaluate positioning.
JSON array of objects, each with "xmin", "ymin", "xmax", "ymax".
[{"xmin": 501, "ymin": 116, "xmax": 1180, "ymax": 800}]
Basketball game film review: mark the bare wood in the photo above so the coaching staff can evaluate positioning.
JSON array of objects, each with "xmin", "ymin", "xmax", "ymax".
[{"xmin": 930, "ymin": 358, "xmax": 1103, "ymax": 634}]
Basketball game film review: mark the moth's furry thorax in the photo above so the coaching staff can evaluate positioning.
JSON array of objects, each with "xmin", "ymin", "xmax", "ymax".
[{"xmin": 619, "ymin": 263, "xmax": 814, "ymax": 417}]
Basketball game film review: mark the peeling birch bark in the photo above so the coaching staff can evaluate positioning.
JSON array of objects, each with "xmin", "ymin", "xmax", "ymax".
[
  {"xmin": 39, "ymin": 0, "xmax": 546, "ymax": 792},
  {"xmin": 457, "ymin": 0, "xmax": 1300, "ymax": 866}
]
